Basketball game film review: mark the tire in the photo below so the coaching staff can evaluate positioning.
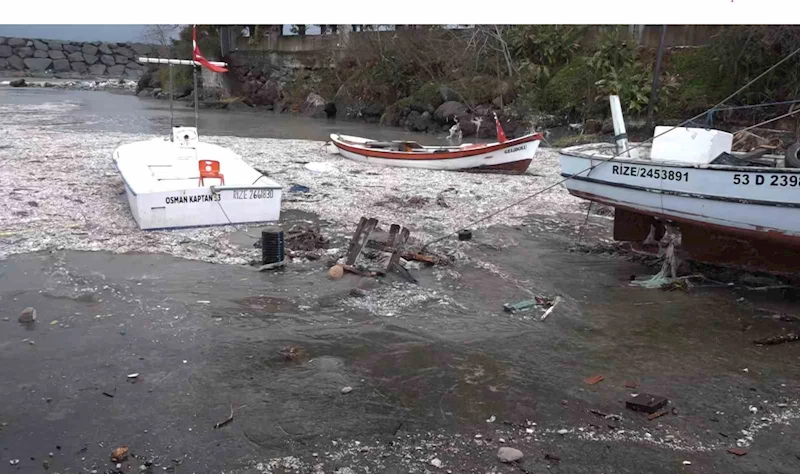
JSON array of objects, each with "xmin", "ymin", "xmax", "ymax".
[{"xmin": 786, "ymin": 142, "xmax": 800, "ymax": 169}]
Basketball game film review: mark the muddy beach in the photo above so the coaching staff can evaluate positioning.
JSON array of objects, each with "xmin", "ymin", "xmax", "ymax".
[{"xmin": 2, "ymin": 87, "xmax": 800, "ymax": 474}]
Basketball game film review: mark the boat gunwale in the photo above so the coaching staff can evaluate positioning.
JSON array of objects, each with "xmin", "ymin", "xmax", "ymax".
[{"xmin": 559, "ymin": 142, "xmax": 795, "ymax": 174}]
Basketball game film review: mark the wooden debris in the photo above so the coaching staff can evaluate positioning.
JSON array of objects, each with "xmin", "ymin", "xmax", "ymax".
[
  {"xmin": 340, "ymin": 264, "xmax": 377, "ymax": 277},
  {"xmin": 647, "ymin": 409, "xmax": 668, "ymax": 421},
  {"xmin": 584, "ymin": 375, "xmax": 605, "ymax": 385},
  {"xmin": 727, "ymin": 448, "xmax": 747, "ymax": 456},
  {"xmin": 403, "ymin": 252, "xmax": 440, "ymax": 265},
  {"xmin": 345, "ymin": 217, "xmax": 378, "ymax": 266},
  {"xmin": 540, "ymin": 296, "xmax": 563, "ymax": 321},
  {"xmin": 624, "ymin": 381, "xmax": 639, "ymax": 389},
  {"xmin": 753, "ymin": 332, "xmax": 800, "ymax": 346}
]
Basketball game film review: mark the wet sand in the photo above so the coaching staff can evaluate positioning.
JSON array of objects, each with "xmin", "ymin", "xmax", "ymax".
[{"xmin": 2, "ymin": 87, "xmax": 800, "ymax": 474}]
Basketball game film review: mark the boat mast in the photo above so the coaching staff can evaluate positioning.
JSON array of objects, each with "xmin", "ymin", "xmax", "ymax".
[
  {"xmin": 193, "ymin": 64, "xmax": 199, "ymax": 129},
  {"xmin": 168, "ymin": 64, "xmax": 174, "ymax": 140},
  {"xmin": 138, "ymin": 57, "xmax": 227, "ymax": 137}
]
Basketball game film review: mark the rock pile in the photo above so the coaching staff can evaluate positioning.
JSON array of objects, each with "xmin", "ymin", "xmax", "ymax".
[{"xmin": 0, "ymin": 36, "xmax": 153, "ymax": 78}]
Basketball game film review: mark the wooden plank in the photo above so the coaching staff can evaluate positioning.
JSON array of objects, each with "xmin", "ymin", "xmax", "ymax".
[
  {"xmin": 389, "ymin": 227, "xmax": 411, "ymax": 269},
  {"xmin": 347, "ymin": 218, "xmax": 378, "ymax": 266},
  {"xmin": 345, "ymin": 217, "xmax": 367, "ymax": 264}
]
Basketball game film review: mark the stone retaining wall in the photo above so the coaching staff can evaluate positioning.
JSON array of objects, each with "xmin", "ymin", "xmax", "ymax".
[{"xmin": 0, "ymin": 36, "xmax": 156, "ymax": 79}]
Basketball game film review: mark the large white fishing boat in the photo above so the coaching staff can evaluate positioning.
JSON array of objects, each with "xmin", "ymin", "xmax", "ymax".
[{"xmin": 113, "ymin": 26, "xmax": 283, "ymax": 230}]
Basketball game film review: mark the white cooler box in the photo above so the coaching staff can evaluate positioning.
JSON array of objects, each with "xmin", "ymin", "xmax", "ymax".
[{"xmin": 651, "ymin": 126, "xmax": 733, "ymax": 165}]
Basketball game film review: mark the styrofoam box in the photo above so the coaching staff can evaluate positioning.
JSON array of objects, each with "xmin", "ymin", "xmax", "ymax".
[{"xmin": 651, "ymin": 126, "xmax": 733, "ymax": 164}]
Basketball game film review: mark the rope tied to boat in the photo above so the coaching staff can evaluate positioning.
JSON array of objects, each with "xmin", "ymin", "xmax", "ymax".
[{"xmin": 420, "ymin": 46, "xmax": 800, "ymax": 252}]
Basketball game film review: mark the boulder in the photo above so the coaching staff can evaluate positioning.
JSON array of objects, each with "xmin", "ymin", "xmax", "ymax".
[
  {"xmin": 123, "ymin": 68, "xmax": 142, "ymax": 79},
  {"xmin": 25, "ymin": 57, "xmax": 55, "ymax": 72},
  {"xmin": 455, "ymin": 113, "xmax": 479, "ymax": 137},
  {"xmin": 333, "ymin": 83, "xmax": 365, "ymax": 120},
  {"xmin": 33, "ymin": 40, "xmax": 48, "ymax": 51},
  {"xmin": 34, "ymin": 50, "xmax": 49, "ymax": 59},
  {"xmin": 227, "ymin": 100, "xmax": 251, "ymax": 111},
  {"xmin": 114, "ymin": 55, "xmax": 129, "ymax": 64},
  {"xmin": 100, "ymin": 54, "xmax": 115, "ymax": 66},
  {"xmin": 362, "ymin": 103, "xmax": 385, "ymax": 120},
  {"xmin": 52, "ymin": 59, "xmax": 70, "ymax": 72},
  {"xmin": 584, "ymin": 118, "xmax": 603, "ymax": 134},
  {"xmin": 601, "ymin": 117, "xmax": 614, "ymax": 134},
  {"xmin": 16, "ymin": 47, "xmax": 33, "ymax": 58},
  {"xmin": 439, "ymin": 85, "xmax": 460, "ymax": 103},
  {"xmin": 63, "ymin": 44, "xmax": 80, "ymax": 54},
  {"xmin": 0, "ymin": 45, "xmax": 11, "ymax": 57},
  {"xmin": 0, "ymin": 58, "xmax": 7, "ymax": 69},
  {"xmin": 67, "ymin": 51, "xmax": 83, "ymax": 62},
  {"xmin": 48, "ymin": 50, "xmax": 65, "ymax": 60},
  {"xmin": 10, "ymin": 78, "xmax": 26, "ymax": 87},
  {"xmin": 0, "ymin": 37, "xmax": 5, "ymax": 45},
  {"xmin": 131, "ymin": 43, "xmax": 151, "ymax": 56},
  {"xmin": 71, "ymin": 61, "xmax": 88, "ymax": 74},
  {"xmin": 47, "ymin": 40, "xmax": 63, "ymax": 50},
  {"xmin": 300, "ymin": 92, "xmax": 328, "ymax": 119},
  {"xmin": 8, "ymin": 55, "xmax": 23, "ymax": 70},
  {"xmin": 405, "ymin": 110, "xmax": 433, "ymax": 132},
  {"xmin": 115, "ymin": 47, "xmax": 134, "ymax": 59},
  {"xmin": 88, "ymin": 63, "xmax": 106, "ymax": 76},
  {"xmin": 125, "ymin": 60, "xmax": 141, "ymax": 70},
  {"xmin": 84, "ymin": 54, "xmax": 98, "ymax": 65},
  {"xmin": 7, "ymin": 38, "xmax": 26, "ymax": 47},
  {"xmin": 434, "ymin": 101, "xmax": 467, "ymax": 123},
  {"xmin": 379, "ymin": 105, "xmax": 403, "ymax": 127},
  {"xmin": 82, "ymin": 44, "xmax": 99, "ymax": 56},
  {"xmin": 98, "ymin": 43, "xmax": 113, "ymax": 55},
  {"xmin": 497, "ymin": 447, "xmax": 523, "ymax": 463},
  {"xmin": 107, "ymin": 64, "xmax": 126, "ymax": 76}
]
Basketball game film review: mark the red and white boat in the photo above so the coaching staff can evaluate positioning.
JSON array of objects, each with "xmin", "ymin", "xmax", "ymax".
[{"xmin": 329, "ymin": 116, "xmax": 542, "ymax": 174}]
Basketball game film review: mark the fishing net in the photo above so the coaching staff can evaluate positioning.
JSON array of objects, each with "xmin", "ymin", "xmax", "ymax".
[{"xmin": 630, "ymin": 226, "xmax": 681, "ymax": 289}]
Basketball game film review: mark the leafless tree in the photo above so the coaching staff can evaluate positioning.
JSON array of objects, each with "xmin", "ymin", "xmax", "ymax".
[{"xmin": 140, "ymin": 25, "xmax": 181, "ymax": 56}]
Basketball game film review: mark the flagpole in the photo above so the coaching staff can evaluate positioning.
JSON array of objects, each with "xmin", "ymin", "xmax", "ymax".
[
  {"xmin": 192, "ymin": 24, "xmax": 199, "ymax": 130},
  {"xmin": 193, "ymin": 64, "xmax": 198, "ymax": 130},
  {"xmin": 169, "ymin": 64, "xmax": 174, "ymax": 140}
]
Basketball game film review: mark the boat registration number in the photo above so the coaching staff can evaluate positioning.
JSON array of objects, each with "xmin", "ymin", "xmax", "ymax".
[
  {"xmin": 611, "ymin": 165, "xmax": 689, "ymax": 182},
  {"xmin": 233, "ymin": 189, "xmax": 274, "ymax": 200},
  {"xmin": 733, "ymin": 173, "xmax": 800, "ymax": 187}
]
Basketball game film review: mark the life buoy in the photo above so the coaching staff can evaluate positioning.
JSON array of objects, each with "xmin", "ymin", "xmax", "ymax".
[{"xmin": 787, "ymin": 142, "xmax": 800, "ymax": 169}]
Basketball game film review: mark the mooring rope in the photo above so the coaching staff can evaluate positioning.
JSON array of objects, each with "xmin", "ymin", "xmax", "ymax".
[{"xmin": 419, "ymin": 46, "xmax": 800, "ymax": 251}]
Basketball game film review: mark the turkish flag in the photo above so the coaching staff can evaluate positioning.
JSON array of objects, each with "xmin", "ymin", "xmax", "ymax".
[
  {"xmin": 494, "ymin": 113, "xmax": 507, "ymax": 143},
  {"xmin": 193, "ymin": 25, "xmax": 228, "ymax": 73}
]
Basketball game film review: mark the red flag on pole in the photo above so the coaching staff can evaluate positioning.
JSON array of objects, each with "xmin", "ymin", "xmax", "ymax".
[
  {"xmin": 494, "ymin": 113, "xmax": 507, "ymax": 143},
  {"xmin": 193, "ymin": 25, "xmax": 228, "ymax": 73}
]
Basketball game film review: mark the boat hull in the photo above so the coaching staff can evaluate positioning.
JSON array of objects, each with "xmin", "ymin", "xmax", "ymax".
[
  {"xmin": 331, "ymin": 133, "xmax": 541, "ymax": 174},
  {"xmin": 559, "ymin": 151, "xmax": 800, "ymax": 245},
  {"xmin": 114, "ymin": 139, "xmax": 283, "ymax": 230}
]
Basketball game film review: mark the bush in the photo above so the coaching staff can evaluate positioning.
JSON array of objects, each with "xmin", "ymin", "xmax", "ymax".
[{"xmin": 541, "ymin": 57, "xmax": 596, "ymax": 117}]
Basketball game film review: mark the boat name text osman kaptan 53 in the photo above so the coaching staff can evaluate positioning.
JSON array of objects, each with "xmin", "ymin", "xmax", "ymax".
[{"xmin": 163, "ymin": 189, "xmax": 274, "ymax": 205}]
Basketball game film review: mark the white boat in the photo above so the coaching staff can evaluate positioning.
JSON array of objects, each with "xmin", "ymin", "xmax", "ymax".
[
  {"xmin": 112, "ymin": 31, "xmax": 283, "ymax": 231},
  {"xmin": 329, "ymin": 116, "xmax": 542, "ymax": 174},
  {"xmin": 559, "ymin": 96, "xmax": 800, "ymax": 247},
  {"xmin": 114, "ymin": 126, "xmax": 283, "ymax": 230}
]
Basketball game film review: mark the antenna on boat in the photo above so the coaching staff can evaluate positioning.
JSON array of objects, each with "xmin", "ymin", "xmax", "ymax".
[{"xmin": 168, "ymin": 64, "xmax": 174, "ymax": 139}]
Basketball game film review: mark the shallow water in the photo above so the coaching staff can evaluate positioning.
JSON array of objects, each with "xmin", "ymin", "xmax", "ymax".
[{"xmin": 0, "ymin": 86, "xmax": 465, "ymax": 143}]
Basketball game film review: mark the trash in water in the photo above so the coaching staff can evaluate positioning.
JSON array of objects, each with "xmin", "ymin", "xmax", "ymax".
[
  {"xmin": 18, "ymin": 307, "xmax": 37, "ymax": 323},
  {"xmin": 328, "ymin": 265, "xmax": 345, "ymax": 279},
  {"xmin": 341, "ymin": 386, "xmax": 353, "ymax": 394},
  {"xmin": 625, "ymin": 393, "xmax": 668, "ymax": 414},
  {"xmin": 127, "ymin": 373, "xmax": 139, "ymax": 379},
  {"xmin": 110, "ymin": 446, "xmax": 129, "ymax": 462},
  {"xmin": 457, "ymin": 229, "xmax": 472, "ymax": 241},
  {"xmin": 289, "ymin": 184, "xmax": 311, "ymax": 193}
]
